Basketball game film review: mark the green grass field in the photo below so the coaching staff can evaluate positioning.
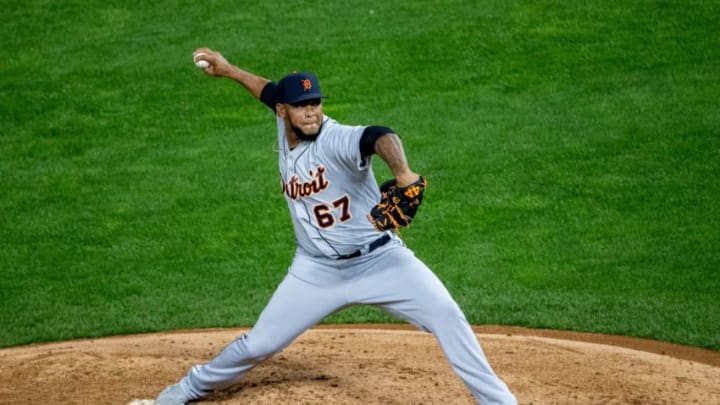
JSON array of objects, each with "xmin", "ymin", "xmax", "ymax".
[{"xmin": 2, "ymin": 1, "xmax": 719, "ymax": 351}]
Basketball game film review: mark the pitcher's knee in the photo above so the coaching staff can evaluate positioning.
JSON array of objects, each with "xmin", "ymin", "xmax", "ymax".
[
  {"xmin": 234, "ymin": 333, "xmax": 286, "ymax": 362},
  {"xmin": 423, "ymin": 296, "xmax": 467, "ymax": 323}
]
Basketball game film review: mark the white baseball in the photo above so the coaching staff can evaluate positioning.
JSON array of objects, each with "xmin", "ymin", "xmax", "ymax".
[{"xmin": 194, "ymin": 52, "xmax": 210, "ymax": 69}]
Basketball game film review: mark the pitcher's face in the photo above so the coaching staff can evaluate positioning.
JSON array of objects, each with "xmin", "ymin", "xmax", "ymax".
[{"xmin": 278, "ymin": 98, "xmax": 323, "ymax": 142}]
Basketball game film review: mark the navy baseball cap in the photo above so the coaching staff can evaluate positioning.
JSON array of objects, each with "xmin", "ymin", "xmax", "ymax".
[{"xmin": 277, "ymin": 72, "xmax": 325, "ymax": 104}]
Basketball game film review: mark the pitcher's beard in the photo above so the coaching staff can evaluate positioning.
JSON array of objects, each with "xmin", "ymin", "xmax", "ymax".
[{"xmin": 291, "ymin": 123, "xmax": 322, "ymax": 142}]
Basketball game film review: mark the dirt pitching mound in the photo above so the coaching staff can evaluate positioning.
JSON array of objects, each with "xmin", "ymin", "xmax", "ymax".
[{"xmin": 0, "ymin": 325, "xmax": 718, "ymax": 404}]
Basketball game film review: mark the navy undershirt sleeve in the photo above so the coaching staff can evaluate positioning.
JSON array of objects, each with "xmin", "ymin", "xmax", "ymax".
[{"xmin": 360, "ymin": 126, "xmax": 395, "ymax": 159}]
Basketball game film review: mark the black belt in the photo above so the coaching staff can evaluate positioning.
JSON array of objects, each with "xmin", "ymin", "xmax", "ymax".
[{"xmin": 336, "ymin": 234, "xmax": 392, "ymax": 260}]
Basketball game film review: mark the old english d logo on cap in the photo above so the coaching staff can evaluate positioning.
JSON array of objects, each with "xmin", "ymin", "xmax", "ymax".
[
  {"xmin": 302, "ymin": 78, "xmax": 312, "ymax": 91},
  {"xmin": 277, "ymin": 72, "xmax": 324, "ymax": 104}
]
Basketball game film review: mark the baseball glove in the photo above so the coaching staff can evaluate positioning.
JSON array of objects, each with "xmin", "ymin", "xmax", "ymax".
[{"xmin": 368, "ymin": 176, "xmax": 427, "ymax": 231}]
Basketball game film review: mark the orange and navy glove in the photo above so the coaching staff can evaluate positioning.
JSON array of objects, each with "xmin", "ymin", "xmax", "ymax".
[{"xmin": 368, "ymin": 176, "xmax": 427, "ymax": 231}]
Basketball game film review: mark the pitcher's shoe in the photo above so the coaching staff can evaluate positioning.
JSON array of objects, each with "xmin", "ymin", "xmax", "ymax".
[{"xmin": 154, "ymin": 383, "xmax": 190, "ymax": 405}]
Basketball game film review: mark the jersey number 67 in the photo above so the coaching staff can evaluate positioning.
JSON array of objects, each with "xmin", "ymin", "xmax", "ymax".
[{"xmin": 313, "ymin": 194, "xmax": 352, "ymax": 228}]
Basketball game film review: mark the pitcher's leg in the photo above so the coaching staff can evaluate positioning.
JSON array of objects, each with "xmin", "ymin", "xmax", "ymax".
[
  {"xmin": 176, "ymin": 272, "xmax": 346, "ymax": 401},
  {"xmin": 419, "ymin": 307, "xmax": 517, "ymax": 405},
  {"xmin": 355, "ymin": 247, "xmax": 517, "ymax": 405}
]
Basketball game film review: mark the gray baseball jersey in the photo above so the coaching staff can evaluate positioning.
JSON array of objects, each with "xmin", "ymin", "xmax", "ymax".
[{"xmin": 276, "ymin": 114, "xmax": 386, "ymax": 258}]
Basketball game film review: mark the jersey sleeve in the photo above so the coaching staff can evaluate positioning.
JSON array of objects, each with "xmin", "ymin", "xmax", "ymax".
[{"xmin": 321, "ymin": 119, "xmax": 371, "ymax": 172}]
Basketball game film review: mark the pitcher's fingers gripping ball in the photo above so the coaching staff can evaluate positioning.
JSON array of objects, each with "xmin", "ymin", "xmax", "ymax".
[
  {"xmin": 193, "ymin": 48, "xmax": 233, "ymax": 77},
  {"xmin": 368, "ymin": 176, "xmax": 427, "ymax": 231},
  {"xmin": 193, "ymin": 51, "xmax": 210, "ymax": 69},
  {"xmin": 191, "ymin": 48, "xmax": 232, "ymax": 76}
]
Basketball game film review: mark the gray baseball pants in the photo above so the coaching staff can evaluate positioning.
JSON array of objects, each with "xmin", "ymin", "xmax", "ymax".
[{"xmin": 174, "ymin": 241, "xmax": 517, "ymax": 404}]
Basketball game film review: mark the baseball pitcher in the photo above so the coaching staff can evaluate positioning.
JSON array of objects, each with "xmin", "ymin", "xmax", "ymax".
[{"xmin": 153, "ymin": 48, "xmax": 517, "ymax": 405}]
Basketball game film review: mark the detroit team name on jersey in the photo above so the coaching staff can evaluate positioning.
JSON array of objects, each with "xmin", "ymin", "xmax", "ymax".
[{"xmin": 281, "ymin": 165, "xmax": 329, "ymax": 200}]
